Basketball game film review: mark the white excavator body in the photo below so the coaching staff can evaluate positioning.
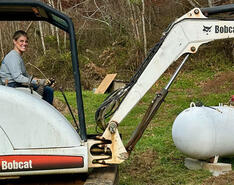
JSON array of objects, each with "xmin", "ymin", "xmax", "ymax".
[{"xmin": 0, "ymin": 86, "xmax": 88, "ymax": 176}]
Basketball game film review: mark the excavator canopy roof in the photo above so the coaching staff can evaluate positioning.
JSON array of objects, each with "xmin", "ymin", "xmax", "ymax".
[{"xmin": 0, "ymin": 0, "xmax": 69, "ymax": 32}]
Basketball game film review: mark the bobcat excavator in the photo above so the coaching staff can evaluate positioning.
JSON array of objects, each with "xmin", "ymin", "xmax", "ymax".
[{"xmin": 0, "ymin": 0, "xmax": 233, "ymax": 184}]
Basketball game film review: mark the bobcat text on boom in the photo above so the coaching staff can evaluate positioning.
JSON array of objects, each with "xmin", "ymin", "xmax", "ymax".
[{"xmin": 215, "ymin": 25, "xmax": 234, "ymax": 33}]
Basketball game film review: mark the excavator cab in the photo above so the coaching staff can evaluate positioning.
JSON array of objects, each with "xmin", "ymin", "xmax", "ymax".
[
  {"xmin": 0, "ymin": 0, "xmax": 89, "ymax": 178},
  {"xmin": 0, "ymin": 0, "xmax": 87, "ymax": 139}
]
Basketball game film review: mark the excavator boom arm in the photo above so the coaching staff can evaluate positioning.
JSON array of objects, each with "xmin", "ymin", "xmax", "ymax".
[
  {"xmin": 108, "ymin": 8, "xmax": 234, "ymax": 126},
  {"xmin": 90, "ymin": 5, "xmax": 234, "ymax": 167}
]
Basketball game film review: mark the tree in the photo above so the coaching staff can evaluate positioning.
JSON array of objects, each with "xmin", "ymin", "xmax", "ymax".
[
  {"xmin": 38, "ymin": 21, "xmax": 46, "ymax": 55},
  {"xmin": 208, "ymin": 0, "xmax": 213, "ymax": 7},
  {"xmin": 141, "ymin": 0, "xmax": 147, "ymax": 57}
]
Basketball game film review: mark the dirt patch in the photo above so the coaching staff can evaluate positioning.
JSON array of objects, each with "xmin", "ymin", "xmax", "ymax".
[
  {"xmin": 199, "ymin": 71, "xmax": 234, "ymax": 93},
  {"xmin": 81, "ymin": 62, "xmax": 106, "ymax": 90},
  {"xmin": 53, "ymin": 97, "xmax": 77, "ymax": 115},
  {"xmin": 127, "ymin": 149, "xmax": 158, "ymax": 178},
  {"xmin": 203, "ymin": 171, "xmax": 234, "ymax": 185}
]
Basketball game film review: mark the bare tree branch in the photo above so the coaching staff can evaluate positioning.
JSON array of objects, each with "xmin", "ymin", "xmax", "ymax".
[
  {"xmin": 187, "ymin": 0, "xmax": 197, "ymax": 7},
  {"xmin": 141, "ymin": 0, "xmax": 147, "ymax": 57},
  {"xmin": 0, "ymin": 29, "xmax": 4, "ymax": 60},
  {"xmin": 68, "ymin": 0, "xmax": 91, "ymax": 10},
  {"xmin": 78, "ymin": 19, "xmax": 88, "ymax": 45},
  {"xmin": 48, "ymin": 0, "xmax": 55, "ymax": 35},
  {"xmin": 131, "ymin": 3, "xmax": 140, "ymax": 41},
  {"xmin": 193, "ymin": 0, "xmax": 201, "ymax": 6},
  {"xmin": 127, "ymin": 0, "xmax": 138, "ymax": 40},
  {"xmin": 25, "ymin": 21, "xmax": 33, "ymax": 32},
  {"xmin": 77, "ymin": 8, "xmax": 111, "ymax": 27},
  {"xmin": 38, "ymin": 21, "xmax": 46, "ymax": 55},
  {"xmin": 208, "ymin": 0, "xmax": 213, "ymax": 7},
  {"xmin": 56, "ymin": 0, "xmax": 60, "ymax": 49},
  {"xmin": 94, "ymin": 0, "xmax": 105, "ymax": 20}
]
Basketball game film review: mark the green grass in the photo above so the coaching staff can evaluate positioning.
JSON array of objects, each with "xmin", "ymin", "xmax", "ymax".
[
  {"xmin": 55, "ymin": 69, "xmax": 233, "ymax": 185},
  {"xmin": 55, "ymin": 91, "xmax": 108, "ymax": 133}
]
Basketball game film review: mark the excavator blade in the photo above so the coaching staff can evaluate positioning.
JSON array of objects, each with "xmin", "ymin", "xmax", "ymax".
[{"xmin": 2, "ymin": 166, "xmax": 119, "ymax": 185}]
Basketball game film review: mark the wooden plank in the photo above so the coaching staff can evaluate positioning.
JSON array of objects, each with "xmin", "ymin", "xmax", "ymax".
[{"xmin": 95, "ymin": 74, "xmax": 117, "ymax": 94}]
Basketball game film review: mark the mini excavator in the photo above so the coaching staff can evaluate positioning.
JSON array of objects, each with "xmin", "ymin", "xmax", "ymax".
[{"xmin": 0, "ymin": 0, "xmax": 233, "ymax": 184}]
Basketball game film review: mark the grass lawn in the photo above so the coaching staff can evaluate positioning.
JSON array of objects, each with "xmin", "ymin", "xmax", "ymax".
[{"xmin": 55, "ymin": 69, "xmax": 234, "ymax": 185}]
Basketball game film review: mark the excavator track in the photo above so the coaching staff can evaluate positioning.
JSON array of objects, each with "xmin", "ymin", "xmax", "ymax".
[
  {"xmin": 2, "ymin": 166, "xmax": 119, "ymax": 185},
  {"xmin": 4, "ymin": 174, "xmax": 86, "ymax": 185}
]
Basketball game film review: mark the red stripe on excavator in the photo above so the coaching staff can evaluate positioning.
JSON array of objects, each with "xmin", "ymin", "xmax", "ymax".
[{"xmin": 0, "ymin": 155, "xmax": 84, "ymax": 172}]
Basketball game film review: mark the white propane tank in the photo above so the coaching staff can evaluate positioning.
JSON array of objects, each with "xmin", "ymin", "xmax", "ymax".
[{"xmin": 172, "ymin": 104, "xmax": 234, "ymax": 160}]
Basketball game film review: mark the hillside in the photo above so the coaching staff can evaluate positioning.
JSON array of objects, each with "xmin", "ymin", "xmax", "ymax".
[{"xmin": 0, "ymin": 0, "xmax": 233, "ymax": 90}]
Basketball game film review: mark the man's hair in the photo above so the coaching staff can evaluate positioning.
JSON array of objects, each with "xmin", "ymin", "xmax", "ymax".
[{"xmin": 12, "ymin": 30, "xmax": 28, "ymax": 41}]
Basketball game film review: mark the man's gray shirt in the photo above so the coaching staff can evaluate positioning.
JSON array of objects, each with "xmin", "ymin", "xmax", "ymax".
[{"xmin": 0, "ymin": 50, "xmax": 31, "ymax": 84}]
